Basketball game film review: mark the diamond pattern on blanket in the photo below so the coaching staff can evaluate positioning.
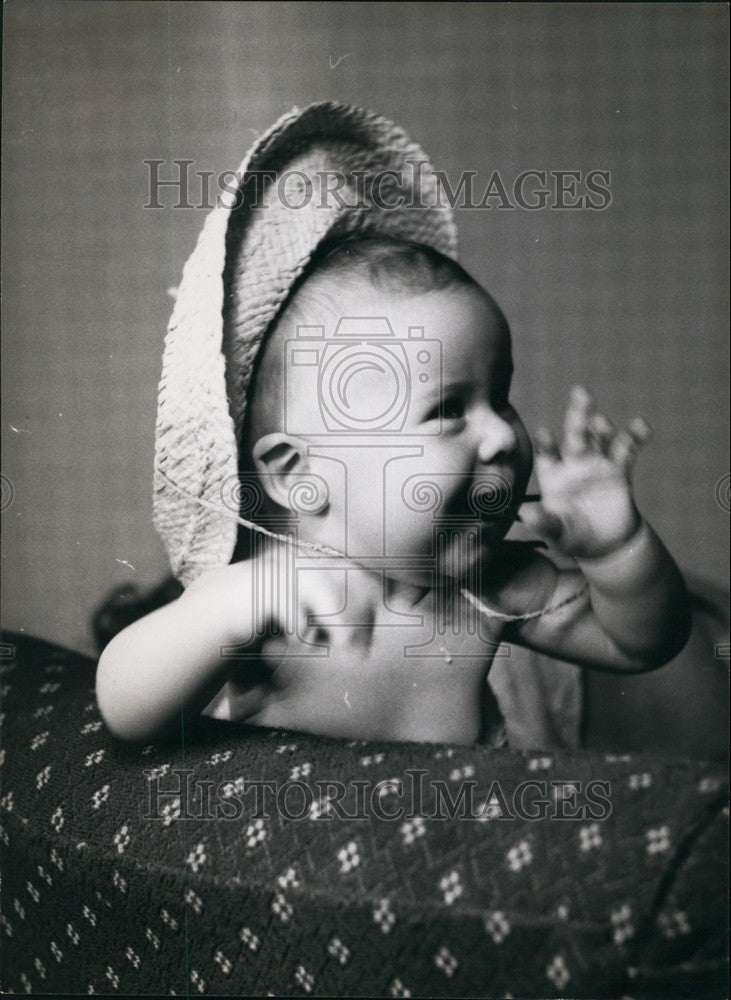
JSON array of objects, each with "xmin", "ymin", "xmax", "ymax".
[{"xmin": 0, "ymin": 631, "xmax": 728, "ymax": 998}]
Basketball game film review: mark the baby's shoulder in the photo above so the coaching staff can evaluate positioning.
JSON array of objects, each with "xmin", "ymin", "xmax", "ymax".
[{"xmin": 476, "ymin": 541, "xmax": 560, "ymax": 618}]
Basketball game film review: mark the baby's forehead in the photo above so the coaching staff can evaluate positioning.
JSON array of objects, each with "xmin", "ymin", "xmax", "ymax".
[
  {"xmin": 248, "ymin": 272, "xmax": 510, "ymax": 445},
  {"xmin": 286, "ymin": 273, "xmax": 508, "ymax": 349}
]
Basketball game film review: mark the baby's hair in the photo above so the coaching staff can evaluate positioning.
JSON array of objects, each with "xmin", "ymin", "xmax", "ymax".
[{"xmin": 297, "ymin": 234, "xmax": 477, "ymax": 296}]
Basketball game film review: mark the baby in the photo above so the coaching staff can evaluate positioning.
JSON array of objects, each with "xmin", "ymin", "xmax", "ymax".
[{"xmin": 96, "ymin": 233, "xmax": 691, "ymax": 745}]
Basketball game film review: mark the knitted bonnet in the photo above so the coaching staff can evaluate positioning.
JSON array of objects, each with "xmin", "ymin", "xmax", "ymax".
[{"xmin": 153, "ymin": 102, "xmax": 457, "ymax": 586}]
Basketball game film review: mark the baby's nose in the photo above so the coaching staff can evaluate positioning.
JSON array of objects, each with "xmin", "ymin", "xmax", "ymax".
[{"xmin": 476, "ymin": 409, "xmax": 518, "ymax": 464}]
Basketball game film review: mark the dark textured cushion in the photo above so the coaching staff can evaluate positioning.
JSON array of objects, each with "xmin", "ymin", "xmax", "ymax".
[{"xmin": 0, "ymin": 631, "xmax": 727, "ymax": 998}]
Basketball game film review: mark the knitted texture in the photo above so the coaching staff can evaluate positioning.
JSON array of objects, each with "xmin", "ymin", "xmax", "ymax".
[{"xmin": 153, "ymin": 103, "xmax": 457, "ymax": 586}]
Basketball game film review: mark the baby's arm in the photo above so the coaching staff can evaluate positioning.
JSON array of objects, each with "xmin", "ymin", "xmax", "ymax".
[
  {"xmin": 502, "ymin": 526, "xmax": 690, "ymax": 671},
  {"xmin": 96, "ymin": 561, "xmax": 262, "ymax": 742},
  {"xmin": 505, "ymin": 387, "xmax": 691, "ymax": 671}
]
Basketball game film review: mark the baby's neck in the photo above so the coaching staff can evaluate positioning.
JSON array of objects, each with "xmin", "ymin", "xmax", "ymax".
[{"xmin": 258, "ymin": 532, "xmax": 446, "ymax": 611}]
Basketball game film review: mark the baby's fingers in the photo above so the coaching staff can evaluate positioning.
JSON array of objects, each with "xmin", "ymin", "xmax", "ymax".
[
  {"xmin": 610, "ymin": 417, "xmax": 652, "ymax": 471},
  {"xmin": 588, "ymin": 411, "xmax": 615, "ymax": 455},
  {"xmin": 562, "ymin": 385, "xmax": 594, "ymax": 457},
  {"xmin": 518, "ymin": 502, "xmax": 564, "ymax": 542},
  {"xmin": 534, "ymin": 425, "xmax": 561, "ymax": 463}
]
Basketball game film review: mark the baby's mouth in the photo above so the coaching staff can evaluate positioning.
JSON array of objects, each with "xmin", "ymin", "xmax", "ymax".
[
  {"xmin": 479, "ymin": 491, "xmax": 541, "ymax": 524},
  {"xmin": 443, "ymin": 483, "xmax": 540, "ymax": 530},
  {"xmin": 451, "ymin": 486, "xmax": 517, "ymax": 524},
  {"xmin": 441, "ymin": 502, "xmax": 515, "ymax": 530}
]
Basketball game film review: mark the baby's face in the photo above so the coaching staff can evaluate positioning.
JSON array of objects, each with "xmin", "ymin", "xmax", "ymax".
[{"xmin": 285, "ymin": 280, "xmax": 533, "ymax": 585}]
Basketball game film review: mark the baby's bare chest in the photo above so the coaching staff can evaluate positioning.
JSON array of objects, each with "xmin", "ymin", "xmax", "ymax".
[{"xmin": 209, "ymin": 591, "xmax": 505, "ymax": 743}]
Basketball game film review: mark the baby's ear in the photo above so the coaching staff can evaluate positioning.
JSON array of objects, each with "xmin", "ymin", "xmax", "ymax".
[{"xmin": 251, "ymin": 432, "xmax": 314, "ymax": 512}]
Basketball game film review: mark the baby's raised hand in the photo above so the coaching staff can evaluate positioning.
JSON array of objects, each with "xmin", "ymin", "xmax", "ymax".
[{"xmin": 520, "ymin": 385, "xmax": 651, "ymax": 559}]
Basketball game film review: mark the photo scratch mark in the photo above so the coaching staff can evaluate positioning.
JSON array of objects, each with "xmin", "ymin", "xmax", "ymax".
[
  {"xmin": 344, "ymin": 691, "xmax": 352, "ymax": 709},
  {"xmin": 329, "ymin": 53, "xmax": 351, "ymax": 70},
  {"xmin": 115, "ymin": 558, "xmax": 137, "ymax": 572},
  {"xmin": 9, "ymin": 425, "xmax": 31, "ymax": 434}
]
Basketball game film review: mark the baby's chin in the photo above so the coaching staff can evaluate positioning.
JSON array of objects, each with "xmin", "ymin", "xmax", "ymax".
[
  {"xmin": 393, "ymin": 520, "xmax": 512, "ymax": 588},
  {"xmin": 448, "ymin": 515, "xmax": 517, "ymax": 575}
]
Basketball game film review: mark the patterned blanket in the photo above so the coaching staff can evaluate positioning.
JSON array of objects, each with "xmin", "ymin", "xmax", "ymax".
[{"xmin": 0, "ymin": 631, "xmax": 727, "ymax": 998}]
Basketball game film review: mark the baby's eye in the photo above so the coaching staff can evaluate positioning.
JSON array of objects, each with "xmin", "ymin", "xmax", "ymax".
[
  {"xmin": 442, "ymin": 397, "xmax": 465, "ymax": 420},
  {"xmin": 424, "ymin": 397, "xmax": 465, "ymax": 422},
  {"xmin": 424, "ymin": 396, "xmax": 465, "ymax": 420}
]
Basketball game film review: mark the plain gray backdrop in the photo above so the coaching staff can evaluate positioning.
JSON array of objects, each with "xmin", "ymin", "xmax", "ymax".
[{"xmin": 2, "ymin": 1, "xmax": 729, "ymax": 656}]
